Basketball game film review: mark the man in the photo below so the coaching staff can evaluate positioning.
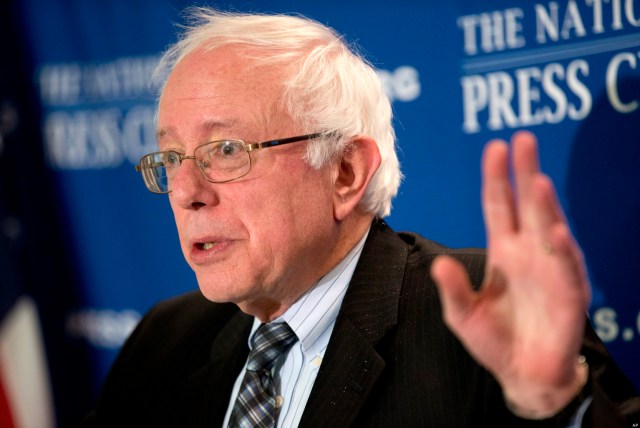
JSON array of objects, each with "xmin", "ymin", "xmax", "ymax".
[{"xmin": 82, "ymin": 7, "xmax": 639, "ymax": 427}]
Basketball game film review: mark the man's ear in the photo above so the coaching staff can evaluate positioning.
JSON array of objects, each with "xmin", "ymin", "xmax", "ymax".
[{"xmin": 333, "ymin": 136, "xmax": 381, "ymax": 221}]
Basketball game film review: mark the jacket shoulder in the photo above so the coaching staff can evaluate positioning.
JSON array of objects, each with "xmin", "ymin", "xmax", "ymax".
[
  {"xmin": 397, "ymin": 229, "xmax": 486, "ymax": 288},
  {"xmin": 124, "ymin": 291, "xmax": 242, "ymax": 362}
]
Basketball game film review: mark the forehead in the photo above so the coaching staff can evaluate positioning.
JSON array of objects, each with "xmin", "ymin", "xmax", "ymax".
[{"xmin": 157, "ymin": 46, "xmax": 288, "ymax": 142}]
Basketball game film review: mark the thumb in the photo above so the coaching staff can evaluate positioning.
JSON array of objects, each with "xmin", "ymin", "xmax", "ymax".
[{"xmin": 431, "ymin": 255, "xmax": 477, "ymax": 330}]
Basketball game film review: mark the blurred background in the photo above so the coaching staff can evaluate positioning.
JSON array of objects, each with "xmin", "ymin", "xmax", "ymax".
[{"xmin": 0, "ymin": 0, "xmax": 638, "ymax": 426}]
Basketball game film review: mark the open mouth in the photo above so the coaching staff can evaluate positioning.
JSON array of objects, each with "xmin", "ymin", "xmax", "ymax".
[
  {"xmin": 196, "ymin": 242, "xmax": 217, "ymax": 250},
  {"xmin": 190, "ymin": 239, "xmax": 235, "ymax": 264}
]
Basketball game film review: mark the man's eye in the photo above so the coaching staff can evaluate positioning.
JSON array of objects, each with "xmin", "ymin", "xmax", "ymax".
[
  {"xmin": 164, "ymin": 152, "xmax": 181, "ymax": 167},
  {"xmin": 219, "ymin": 141, "xmax": 243, "ymax": 157}
]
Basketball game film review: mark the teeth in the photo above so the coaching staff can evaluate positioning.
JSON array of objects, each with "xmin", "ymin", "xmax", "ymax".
[{"xmin": 202, "ymin": 242, "xmax": 216, "ymax": 250}]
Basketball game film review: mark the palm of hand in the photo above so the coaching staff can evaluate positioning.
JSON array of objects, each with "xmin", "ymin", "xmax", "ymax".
[{"xmin": 431, "ymin": 131, "xmax": 590, "ymax": 414}]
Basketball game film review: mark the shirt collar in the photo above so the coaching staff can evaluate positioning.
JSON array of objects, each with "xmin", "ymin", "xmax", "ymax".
[{"xmin": 248, "ymin": 229, "xmax": 369, "ymax": 356}]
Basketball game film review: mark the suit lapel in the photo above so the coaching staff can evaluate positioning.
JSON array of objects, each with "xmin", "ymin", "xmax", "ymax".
[
  {"xmin": 179, "ymin": 308, "xmax": 253, "ymax": 426},
  {"xmin": 299, "ymin": 220, "xmax": 409, "ymax": 427}
]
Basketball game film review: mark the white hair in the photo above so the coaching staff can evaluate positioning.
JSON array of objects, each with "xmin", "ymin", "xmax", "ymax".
[{"xmin": 154, "ymin": 7, "xmax": 402, "ymax": 217}]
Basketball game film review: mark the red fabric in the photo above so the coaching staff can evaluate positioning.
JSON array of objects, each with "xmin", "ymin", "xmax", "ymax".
[{"xmin": 0, "ymin": 371, "xmax": 16, "ymax": 428}]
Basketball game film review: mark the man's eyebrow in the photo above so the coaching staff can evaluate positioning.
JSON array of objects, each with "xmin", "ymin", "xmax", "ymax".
[
  {"xmin": 156, "ymin": 127, "xmax": 175, "ymax": 142},
  {"xmin": 157, "ymin": 119, "xmax": 240, "ymax": 142}
]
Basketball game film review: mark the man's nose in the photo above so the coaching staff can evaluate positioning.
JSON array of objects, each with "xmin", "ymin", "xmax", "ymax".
[{"xmin": 169, "ymin": 158, "xmax": 218, "ymax": 209}]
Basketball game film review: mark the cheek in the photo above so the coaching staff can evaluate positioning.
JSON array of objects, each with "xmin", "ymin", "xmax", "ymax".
[
  {"xmin": 171, "ymin": 211, "xmax": 192, "ymax": 258},
  {"xmin": 168, "ymin": 197, "xmax": 197, "ymax": 251},
  {"xmin": 271, "ymin": 183, "xmax": 334, "ymax": 247},
  {"xmin": 243, "ymin": 180, "xmax": 330, "ymax": 252}
]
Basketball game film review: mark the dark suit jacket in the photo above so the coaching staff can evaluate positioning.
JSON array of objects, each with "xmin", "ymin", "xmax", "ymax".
[{"xmin": 82, "ymin": 220, "xmax": 640, "ymax": 427}]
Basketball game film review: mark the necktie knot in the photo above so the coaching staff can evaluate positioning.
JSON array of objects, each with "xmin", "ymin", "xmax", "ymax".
[
  {"xmin": 228, "ymin": 322, "xmax": 297, "ymax": 428},
  {"xmin": 247, "ymin": 322, "xmax": 297, "ymax": 372}
]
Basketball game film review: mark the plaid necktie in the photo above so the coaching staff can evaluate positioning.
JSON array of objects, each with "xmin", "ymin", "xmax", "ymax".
[{"xmin": 228, "ymin": 322, "xmax": 297, "ymax": 428}]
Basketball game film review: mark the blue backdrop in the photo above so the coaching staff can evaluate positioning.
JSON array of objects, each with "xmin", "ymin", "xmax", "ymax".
[{"xmin": 3, "ymin": 1, "xmax": 639, "ymax": 426}]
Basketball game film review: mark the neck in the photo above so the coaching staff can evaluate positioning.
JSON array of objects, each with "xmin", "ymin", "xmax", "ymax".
[{"xmin": 241, "ymin": 213, "xmax": 374, "ymax": 322}]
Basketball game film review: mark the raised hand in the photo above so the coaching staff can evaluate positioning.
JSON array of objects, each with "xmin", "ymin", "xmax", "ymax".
[{"xmin": 431, "ymin": 131, "xmax": 591, "ymax": 418}]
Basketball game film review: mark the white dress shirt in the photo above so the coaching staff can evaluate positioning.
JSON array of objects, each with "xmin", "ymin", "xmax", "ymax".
[{"xmin": 222, "ymin": 231, "xmax": 368, "ymax": 427}]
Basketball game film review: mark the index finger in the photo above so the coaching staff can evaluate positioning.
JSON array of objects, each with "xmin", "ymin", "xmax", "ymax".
[{"xmin": 482, "ymin": 138, "xmax": 517, "ymax": 244}]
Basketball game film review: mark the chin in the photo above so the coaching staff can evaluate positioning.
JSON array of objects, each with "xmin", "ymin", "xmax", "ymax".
[
  {"xmin": 198, "ymin": 285, "xmax": 233, "ymax": 304},
  {"xmin": 196, "ymin": 276, "xmax": 247, "ymax": 305}
]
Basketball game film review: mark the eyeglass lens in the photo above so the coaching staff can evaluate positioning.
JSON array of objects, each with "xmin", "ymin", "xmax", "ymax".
[{"xmin": 139, "ymin": 140, "xmax": 251, "ymax": 193}]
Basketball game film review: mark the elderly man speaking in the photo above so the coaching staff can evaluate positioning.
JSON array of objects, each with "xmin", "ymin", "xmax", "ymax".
[{"xmin": 82, "ymin": 7, "xmax": 639, "ymax": 428}]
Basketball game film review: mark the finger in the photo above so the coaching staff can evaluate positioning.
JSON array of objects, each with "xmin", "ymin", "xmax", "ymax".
[
  {"xmin": 544, "ymin": 223, "xmax": 592, "ymax": 309},
  {"xmin": 512, "ymin": 130, "xmax": 539, "ymax": 178},
  {"xmin": 512, "ymin": 131, "xmax": 549, "ymax": 230},
  {"xmin": 512, "ymin": 131, "xmax": 566, "ymax": 234},
  {"xmin": 482, "ymin": 139, "xmax": 517, "ymax": 245},
  {"xmin": 530, "ymin": 174, "xmax": 567, "ymax": 233},
  {"xmin": 431, "ymin": 255, "xmax": 477, "ymax": 329}
]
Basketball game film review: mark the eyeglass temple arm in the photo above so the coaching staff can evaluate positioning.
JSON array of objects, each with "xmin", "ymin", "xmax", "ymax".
[
  {"xmin": 134, "ymin": 132, "xmax": 333, "ymax": 170},
  {"xmin": 245, "ymin": 132, "xmax": 326, "ymax": 151}
]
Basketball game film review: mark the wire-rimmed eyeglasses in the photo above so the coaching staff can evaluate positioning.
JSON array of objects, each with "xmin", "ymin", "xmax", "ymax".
[{"xmin": 135, "ymin": 133, "xmax": 324, "ymax": 194}]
